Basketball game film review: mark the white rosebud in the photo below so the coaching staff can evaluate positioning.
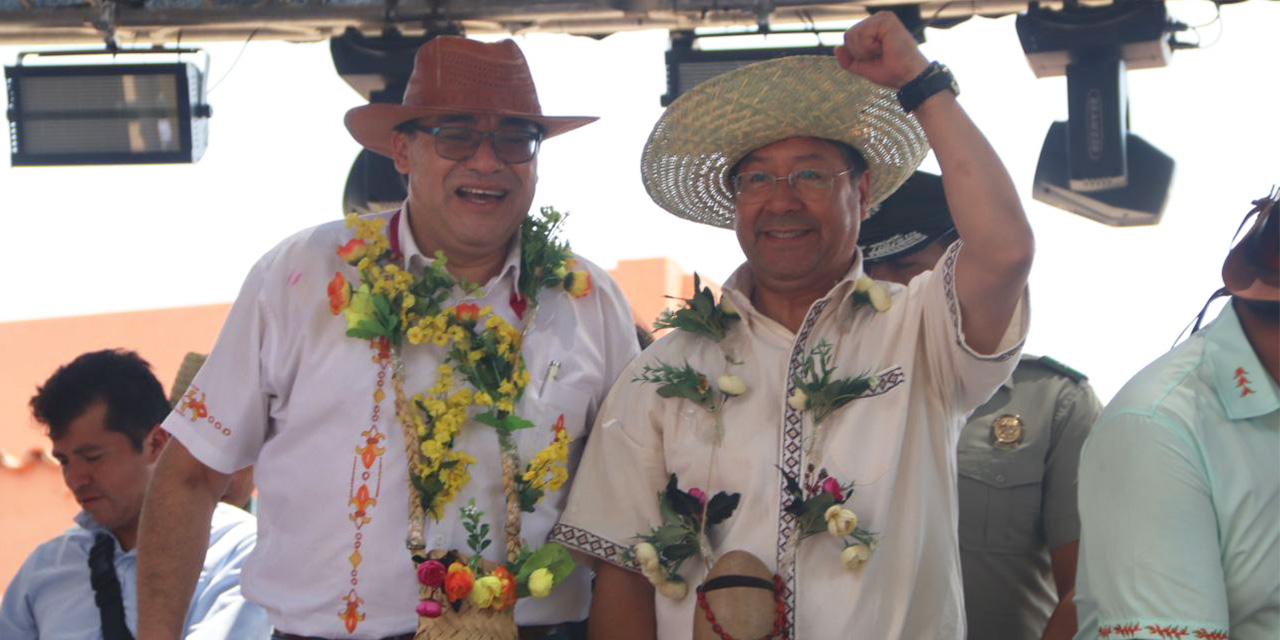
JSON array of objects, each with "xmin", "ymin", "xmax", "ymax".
[
  {"xmin": 787, "ymin": 388, "xmax": 808, "ymax": 412},
  {"xmin": 841, "ymin": 544, "xmax": 871, "ymax": 570},
  {"xmin": 641, "ymin": 563, "xmax": 665, "ymax": 585},
  {"xmin": 717, "ymin": 374, "xmax": 747, "ymax": 397},
  {"xmin": 824, "ymin": 505, "xmax": 858, "ymax": 538},
  {"xmin": 657, "ymin": 578, "xmax": 688, "ymax": 600},
  {"xmin": 719, "ymin": 295, "xmax": 738, "ymax": 316},
  {"xmin": 854, "ymin": 275, "xmax": 875, "ymax": 293},
  {"xmin": 633, "ymin": 542, "xmax": 659, "ymax": 572},
  {"xmin": 868, "ymin": 284, "xmax": 892, "ymax": 312},
  {"xmin": 866, "ymin": 375, "xmax": 880, "ymax": 389}
]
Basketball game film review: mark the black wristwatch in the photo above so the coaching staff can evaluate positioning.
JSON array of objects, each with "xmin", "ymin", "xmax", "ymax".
[{"xmin": 896, "ymin": 62, "xmax": 959, "ymax": 113}]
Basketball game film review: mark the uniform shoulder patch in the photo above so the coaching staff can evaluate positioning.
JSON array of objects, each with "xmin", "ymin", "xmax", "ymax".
[{"xmin": 1029, "ymin": 355, "xmax": 1088, "ymax": 383}]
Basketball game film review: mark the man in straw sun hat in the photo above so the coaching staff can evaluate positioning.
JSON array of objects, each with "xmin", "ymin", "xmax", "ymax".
[
  {"xmin": 136, "ymin": 36, "xmax": 639, "ymax": 640},
  {"xmin": 1073, "ymin": 188, "xmax": 1279, "ymax": 640},
  {"xmin": 552, "ymin": 12, "xmax": 1033, "ymax": 639}
]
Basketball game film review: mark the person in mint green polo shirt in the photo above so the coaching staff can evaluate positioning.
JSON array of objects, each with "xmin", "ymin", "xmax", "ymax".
[{"xmin": 1073, "ymin": 188, "xmax": 1279, "ymax": 640}]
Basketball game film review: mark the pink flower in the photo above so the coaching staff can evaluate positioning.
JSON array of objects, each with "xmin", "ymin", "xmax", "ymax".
[
  {"xmin": 415, "ymin": 599, "xmax": 443, "ymax": 618},
  {"xmin": 821, "ymin": 477, "xmax": 844, "ymax": 503},
  {"xmin": 688, "ymin": 488, "xmax": 707, "ymax": 507},
  {"xmin": 417, "ymin": 560, "xmax": 447, "ymax": 588}
]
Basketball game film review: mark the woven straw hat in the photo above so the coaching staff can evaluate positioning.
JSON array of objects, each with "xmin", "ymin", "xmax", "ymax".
[
  {"xmin": 641, "ymin": 56, "xmax": 930, "ymax": 229},
  {"xmin": 345, "ymin": 37, "xmax": 597, "ymax": 159},
  {"xmin": 168, "ymin": 352, "xmax": 207, "ymax": 408}
]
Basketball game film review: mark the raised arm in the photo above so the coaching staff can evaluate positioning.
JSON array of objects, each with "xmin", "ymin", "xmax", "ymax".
[
  {"xmin": 837, "ymin": 12, "xmax": 1033, "ymax": 354},
  {"xmin": 137, "ymin": 439, "xmax": 230, "ymax": 640}
]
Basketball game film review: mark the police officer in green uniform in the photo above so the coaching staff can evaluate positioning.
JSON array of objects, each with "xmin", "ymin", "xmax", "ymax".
[{"xmin": 860, "ymin": 172, "xmax": 1102, "ymax": 640}]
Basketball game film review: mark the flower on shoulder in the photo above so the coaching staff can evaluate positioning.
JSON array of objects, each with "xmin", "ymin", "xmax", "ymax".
[
  {"xmin": 854, "ymin": 276, "xmax": 892, "ymax": 313},
  {"xmin": 337, "ymin": 238, "xmax": 367, "ymax": 265},
  {"xmin": 328, "ymin": 272, "xmax": 351, "ymax": 315},
  {"xmin": 821, "ymin": 476, "xmax": 844, "ymax": 503},
  {"xmin": 653, "ymin": 273, "xmax": 739, "ymax": 342},
  {"xmin": 564, "ymin": 270, "xmax": 592, "ymax": 298}
]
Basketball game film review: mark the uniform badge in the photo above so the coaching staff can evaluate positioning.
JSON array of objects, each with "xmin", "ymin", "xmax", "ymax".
[{"xmin": 991, "ymin": 414, "xmax": 1023, "ymax": 449}]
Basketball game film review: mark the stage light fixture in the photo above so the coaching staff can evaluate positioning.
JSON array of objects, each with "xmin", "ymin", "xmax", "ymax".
[
  {"xmin": 1016, "ymin": 0, "xmax": 1180, "ymax": 224},
  {"xmin": 1033, "ymin": 121, "xmax": 1174, "ymax": 227},
  {"xmin": 661, "ymin": 31, "xmax": 835, "ymax": 106},
  {"xmin": 6, "ymin": 48, "xmax": 211, "ymax": 166}
]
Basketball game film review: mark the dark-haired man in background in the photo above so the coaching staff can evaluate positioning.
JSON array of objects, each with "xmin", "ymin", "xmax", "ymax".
[{"xmin": 0, "ymin": 349, "xmax": 267, "ymax": 639}]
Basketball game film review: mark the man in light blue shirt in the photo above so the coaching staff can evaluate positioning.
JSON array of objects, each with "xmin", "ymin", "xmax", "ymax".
[
  {"xmin": 1074, "ymin": 190, "xmax": 1280, "ymax": 640},
  {"xmin": 0, "ymin": 349, "xmax": 269, "ymax": 639}
]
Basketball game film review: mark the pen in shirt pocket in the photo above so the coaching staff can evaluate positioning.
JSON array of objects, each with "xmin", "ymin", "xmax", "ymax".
[{"xmin": 539, "ymin": 360, "xmax": 560, "ymax": 395}]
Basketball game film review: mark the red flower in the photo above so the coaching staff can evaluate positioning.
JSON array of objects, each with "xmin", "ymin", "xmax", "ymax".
[
  {"xmin": 327, "ymin": 272, "xmax": 351, "ymax": 315},
  {"xmin": 688, "ymin": 488, "xmax": 707, "ymax": 507},
  {"xmin": 415, "ymin": 599, "xmax": 442, "ymax": 618},
  {"xmin": 455, "ymin": 303, "xmax": 481, "ymax": 325},
  {"xmin": 416, "ymin": 560, "xmax": 447, "ymax": 588},
  {"xmin": 821, "ymin": 476, "xmax": 844, "ymax": 503},
  {"xmin": 337, "ymin": 238, "xmax": 367, "ymax": 265},
  {"xmin": 444, "ymin": 563, "xmax": 474, "ymax": 603}
]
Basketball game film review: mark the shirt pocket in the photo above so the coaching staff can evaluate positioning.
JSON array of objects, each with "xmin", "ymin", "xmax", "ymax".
[
  {"xmin": 957, "ymin": 441, "xmax": 1045, "ymax": 553},
  {"xmin": 515, "ymin": 379, "xmax": 595, "ymax": 504}
]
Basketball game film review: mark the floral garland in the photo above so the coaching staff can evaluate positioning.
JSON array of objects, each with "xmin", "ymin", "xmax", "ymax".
[
  {"xmin": 630, "ymin": 273, "xmax": 891, "ymax": 598},
  {"xmin": 327, "ymin": 206, "xmax": 589, "ymax": 617}
]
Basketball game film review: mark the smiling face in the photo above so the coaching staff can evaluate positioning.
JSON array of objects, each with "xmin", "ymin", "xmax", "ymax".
[
  {"xmin": 733, "ymin": 137, "xmax": 871, "ymax": 297},
  {"xmin": 50, "ymin": 400, "xmax": 165, "ymax": 549},
  {"xmin": 392, "ymin": 113, "xmax": 539, "ymax": 265}
]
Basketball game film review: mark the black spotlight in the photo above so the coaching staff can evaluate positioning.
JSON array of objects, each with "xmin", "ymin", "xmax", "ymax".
[
  {"xmin": 1017, "ymin": 0, "xmax": 1179, "ymax": 225},
  {"xmin": 331, "ymin": 28, "xmax": 456, "ymax": 215},
  {"xmin": 1033, "ymin": 121, "xmax": 1175, "ymax": 226}
]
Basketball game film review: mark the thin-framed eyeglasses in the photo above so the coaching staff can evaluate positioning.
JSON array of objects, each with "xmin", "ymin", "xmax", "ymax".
[
  {"xmin": 404, "ymin": 124, "xmax": 543, "ymax": 164},
  {"xmin": 731, "ymin": 168, "xmax": 856, "ymax": 202}
]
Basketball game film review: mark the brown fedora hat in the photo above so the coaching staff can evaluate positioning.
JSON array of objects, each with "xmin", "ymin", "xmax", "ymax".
[
  {"xmin": 344, "ymin": 36, "xmax": 597, "ymax": 158},
  {"xmin": 1222, "ymin": 187, "xmax": 1279, "ymax": 303}
]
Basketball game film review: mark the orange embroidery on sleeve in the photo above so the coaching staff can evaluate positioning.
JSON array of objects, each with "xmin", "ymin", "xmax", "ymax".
[{"xmin": 175, "ymin": 385, "xmax": 231, "ymax": 437}]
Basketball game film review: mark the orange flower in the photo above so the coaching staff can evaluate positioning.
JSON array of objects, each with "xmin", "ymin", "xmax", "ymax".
[
  {"xmin": 444, "ymin": 563, "xmax": 474, "ymax": 602},
  {"xmin": 564, "ymin": 271, "xmax": 592, "ymax": 298},
  {"xmin": 327, "ymin": 272, "xmax": 351, "ymax": 315},
  {"xmin": 337, "ymin": 238, "xmax": 367, "ymax": 265},
  {"xmin": 490, "ymin": 566, "xmax": 518, "ymax": 611},
  {"xmin": 455, "ymin": 303, "xmax": 481, "ymax": 325}
]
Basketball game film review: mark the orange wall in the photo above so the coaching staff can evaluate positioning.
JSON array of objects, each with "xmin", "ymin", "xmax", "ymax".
[{"xmin": 0, "ymin": 259, "xmax": 710, "ymax": 593}]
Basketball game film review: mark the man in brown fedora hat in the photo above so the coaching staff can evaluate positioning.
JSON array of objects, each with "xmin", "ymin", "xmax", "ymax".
[
  {"xmin": 1074, "ymin": 189, "xmax": 1279, "ymax": 640},
  {"xmin": 555, "ymin": 13, "xmax": 1032, "ymax": 639},
  {"xmin": 137, "ymin": 37, "xmax": 639, "ymax": 640}
]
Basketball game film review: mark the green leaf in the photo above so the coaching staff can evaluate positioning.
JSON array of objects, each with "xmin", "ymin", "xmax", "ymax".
[
  {"xmin": 652, "ymin": 524, "xmax": 689, "ymax": 547},
  {"xmin": 475, "ymin": 412, "xmax": 536, "ymax": 433},
  {"xmin": 662, "ymin": 543, "xmax": 698, "ymax": 563},
  {"xmin": 705, "ymin": 492, "xmax": 740, "ymax": 527}
]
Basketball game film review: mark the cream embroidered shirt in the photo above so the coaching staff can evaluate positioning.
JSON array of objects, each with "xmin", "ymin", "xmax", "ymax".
[
  {"xmin": 553, "ymin": 242, "xmax": 1028, "ymax": 639},
  {"xmin": 162, "ymin": 209, "xmax": 640, "ymax": 639}
]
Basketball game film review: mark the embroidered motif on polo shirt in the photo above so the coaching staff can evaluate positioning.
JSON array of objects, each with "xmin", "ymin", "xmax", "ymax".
[
  {"xmin": 175, "ymin": 385, "xmax": 231, "ymax": 437},
  {"xmin": 1098, "ymin": 623, "xmax": 1229, "ymax": 639},
  {"xmin": 1234, "ymin": 367, "xmax": 1255, "ymax": 398},
  {"xmin": 337, "ymin": 340, "xmax": 391, "ymax": 633}
]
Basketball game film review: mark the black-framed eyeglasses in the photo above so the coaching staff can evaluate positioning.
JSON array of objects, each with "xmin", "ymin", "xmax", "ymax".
[
  {"xmin": 731, "ymin": 168, "xmax": 856, "ymax": 202},
  {"xmin": 405, "ymin": 124, "xmax": 543, "ymax": 164}
]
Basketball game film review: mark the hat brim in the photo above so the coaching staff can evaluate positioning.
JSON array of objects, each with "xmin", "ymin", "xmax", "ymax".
[
  {"xmin": 641, "ymin": 56, "xmax": 930, "ymax": 229},
  {"xmin": 344, "ymin": 103, "xmax": 598, "ymax": 159}
]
